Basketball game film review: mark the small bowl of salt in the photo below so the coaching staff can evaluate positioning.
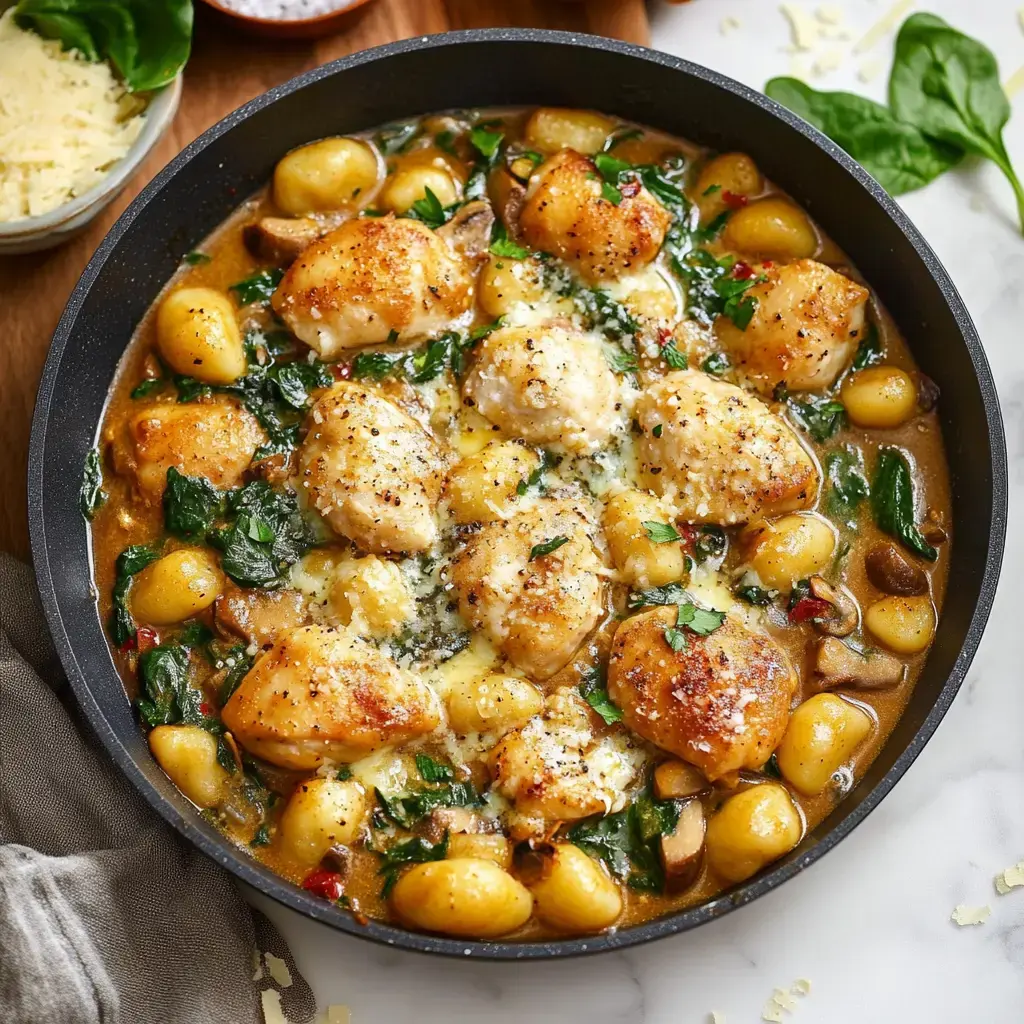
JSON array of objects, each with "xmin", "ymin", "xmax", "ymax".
[{"xmin": 201, "ymin": 0, "xmax": 376, "ymax": 39}]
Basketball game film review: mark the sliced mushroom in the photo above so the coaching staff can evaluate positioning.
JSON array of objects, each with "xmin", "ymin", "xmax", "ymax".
[
  {"xmin": 423, "ymin": 805, "xmax": 479, "ymax": 842},
  {"xmin": 488, "ymin": 168, "xmax": 527, "ymax": 237},
  {"xmin": 922, "ymin": 508, "xmax": 949, "ymax": 546},
  {"xmin": 654, "ymin": 760, "xmax": 710, "ymax": 800},
  {"xmin": 807, "ymin": 576, "xmax": 859, "ymax": 637},
  {"xmin": 243, "ymin": 216, "xmax": 320, "ymax": 266},
  {"xmin": 321, "ymin": 844, "xmax": 353, "ymax": 878},
  {"xmin": 659, "ymin": 800, "xmax": 705, "ymax": 891},
  {"xmin": 914, "ymin": 371, "xmax": 941, "ymax": 412},
  {"xmin": 864, "ymin": 542, "xmax": 929, "ymax": 596},
  {"xmin": 436, "ymin": 199, "xmax": 494, "ymax": 262},
  {"xmin": 814, "ymin": 637, "xmax": 905, "ymax": 690}
]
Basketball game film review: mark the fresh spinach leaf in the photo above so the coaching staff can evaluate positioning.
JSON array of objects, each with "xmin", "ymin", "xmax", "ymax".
[
  {"xmin": 216, "ymin": 644, "xmax": 253, "ymax": 705},
  {"xmin": 270, "ymin": 360, "xmax": 332, "ymax": 409},
  {"xmin": 825, "ymin": 446, "xmax": 869, "ymax": 527},
  {"xmin": 183, "ymin": 250, "xmax": 210, "ymax": 266},
  {"xmin": 110, "ymin": 544, "xmax": 160, "ymax": 648},
  {"xmin": 229, "ymin": 269, "xmax": 283, "ymax": 306},
  {"xmin": 163, "ymin": 467, "xmax": 223, "ymax": 539},
  {"xmin": 693, "ymin": 525, "xmax": 726, "ymax": 564},
  {"xmin": 130, "ymin": 377, "xmax": 165, "ymax": 399},
  {"xmin": 627, "ymin": 582, "xmax": 689, "ymax": 610},
  {"xmin": 415, "ymin": 754, "xmax": 454, "ymax": 784},
  {"xmin": 80, "ymin": 447, "xmax": 106, "ymax": 520},
  {"xmin": 871, "ymin": 447, "xmax": 938, "ymax": 561},
  {"xmin": 15, "ymin": 0, "xmax": 193, "ymax": 92},
  {"xmin": 788, "ymin": 396, "xmax": 847, "ymax": 442},
  {"xmin": 764, "ymin": 76, "xmax": 962, "ymax": 195},
  {"xmin": 890, "ymin": 13, "xmax": 1024, "ymax": 229},
  {"xmin": 852, "ymin": 322, "xmax": 883, "ymax": 371},
  {"xmin": 672, "ymin": 249, "xmax": 761, "ymax": 329},
  {"xmin": 136, "ymin": 630, "xmax": 217, "ymax": 730},
  {"xmin": 735, "ymin": 583, "xmax": 773, "ymax": 606},
  {"xmin": 375, "ymin": 781, "xmax": 476, "ymax": 831},
  {"xmin": 376, "ymin": 833, "xmax": 449, "ymax": 897}
]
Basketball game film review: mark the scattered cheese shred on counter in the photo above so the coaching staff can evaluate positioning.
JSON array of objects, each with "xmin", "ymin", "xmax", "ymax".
[
  {"xmin": 761, "ymin": 980, "xmax": 811, "ymax": 1021},
  {"xmin": 263, "ymin": 952, "xmax": 293, "ymax": 988},
  {"xmin": 720, "ymin": 16, "xmax": 741, "ymax": 35},
  {"xmin": 816, "ymin": 4, "xmax": 843, "ymax": 25},
  {"xmin": 261, "ymin": 989, "xmax": 290, "ymax": 1024},
  {"xmin": 0, "ymin": 9, "xmax": 145, "ymax": 222},
  {"xmin": 951, "ymin": 904, "xmax": 991, "ymax": 927},
  {"xmin": 710, "ymin": 1012, "xmax": 726, "ymax": 1024},
  {"xmin": 1005, "ymin": 65, "xmax": 1024, "ymax": 98},
  {"xmin": 780, "ymin": 3, "xmax": 819, "ymax": 51},
  {"xmin": 325, "ymin": 1007, "xmax": 351, "ymax": 1024},
  {"xmin": 995, "ymin": 859, "xmax": 1024, "ymax": 895},
  {"xmin": 854, "ymin": 0, "xmax": 914, "ymax": 54}
]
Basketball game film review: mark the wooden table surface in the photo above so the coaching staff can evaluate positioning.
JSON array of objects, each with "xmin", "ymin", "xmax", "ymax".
[{"xmin": 0, "ymin": 0, "xmax": 649, "ymax": 561}]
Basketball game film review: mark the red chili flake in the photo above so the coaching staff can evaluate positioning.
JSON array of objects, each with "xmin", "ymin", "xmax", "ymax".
[
  {"xmin": 656, "ymin": 327, "xmax": 673, "ymax": 349},
  {"xmin": 678, "ymin": 523, "xmax": 700, "ymax": 552},
  {"xmin": 136, "ymin": 627, "xmax": 158, "ymax": 654},
  {"xmin": 302, "ymin": 869, "xmax": 345, "ymax": 902},
  {"xmin": 722, "ymin": 190, "xmax": 748, "ymax": 210},
  {"xmin": 762, "ymin": 260, "xmax": 774, "ymax": 270},
  {"xmin": 731, "ymin": 261, "xmax": 755, "ymax": 280},
  {"xmin": 788, "ymin": 597, "xmax": 832, "ymax": 624},
  {"xmin": 200, "ymin": 701, "xmax": 213, "ymax": 717},
  {"xmin": 118, "ymin": 637, "xmax": 136, "ymax": 654},
  {"xmin": 331, "ymin": 362, "xmax": 352, "ymax": 380},
  {"xmin": 619, "ymin": 179, "xmax": 641, "ymax": 199}
]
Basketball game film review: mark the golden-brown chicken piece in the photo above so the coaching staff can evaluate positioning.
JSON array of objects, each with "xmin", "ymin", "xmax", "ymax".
[
  {"xmin": 716, "ymin": 260, "xmax": 869, "ymax": 395},
  {"xmin": 222, "ymin": 624, "xmax": 440, "ymax": 770},
  {"xmin": 490, "ymin": 687, "xmax": 645, "ymax": 836},
  {"xmin": 298, "ymin": 382, "xmax": 445, "ymax": 554},
  {"xmin": 271, "ymin": 216, "xmax": 472, "ymax": 359},
  {"xmin": 607, "ymin": 608, "xmax": 797, "ymax": 781},
  {"xmin": 518, "ymin": 150, "xmax": 671, "ymax": 283},
  {"xmin": 121, "ymin": 399, "xmax": 265, "ymax": 499},
  {"xmin": 635, "ymin": 370, "xmax": 818, "ymax": 525},
  {"xmin": 462, "ymin": 324, "xmax": 626, "ymax": 452},
  {"xmin": 448, "ymin": 498, "xmax": 606, "ymax": 680}
]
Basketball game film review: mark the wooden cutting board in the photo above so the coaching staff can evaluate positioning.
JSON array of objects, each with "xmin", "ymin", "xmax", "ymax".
[{"xmin": 0, "ymin": 0, "xmax": 648, "ymax": 561}]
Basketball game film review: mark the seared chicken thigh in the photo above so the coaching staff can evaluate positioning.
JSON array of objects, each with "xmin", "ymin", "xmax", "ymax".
[
  {"xmin": 608, "ymin": 608, "xmax": 797, "ymax": 781},
  {"xmin": 222, "ymin": 624, "xmax": 440, "ymax": 770},
  {"xmin": 635, "ymin": 370, "xmax": 818, "ymax": 525},
  {"xmin": 716, "ymin": 260, "xmax": 869, "ymax": 395},
  {"xmin": 272, "ymin": 216, "xmax": 472, "ymax": 358},
  {"xmin": 462, "ymin": 324, "xmax": 626, "ymax": 452},
  {"xmin": 448, "ymin": 498, "xmax": 606, "ymax": 680},
  {"xmin": 299, "ymin": 382, "xmax": 445, "ymax": 554},
  {"xmin": 519, "ymin": 150, "xmax": 671, "ymax": 283}
]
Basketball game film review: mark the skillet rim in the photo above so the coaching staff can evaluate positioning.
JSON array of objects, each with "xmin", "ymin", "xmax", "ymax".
[{"xmin": 28, "ymin": 27, "xmax": 1008, "ymax": 960}]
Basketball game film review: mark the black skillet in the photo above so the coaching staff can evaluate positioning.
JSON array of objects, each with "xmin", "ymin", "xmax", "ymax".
[{"xmin": 28, "ymin": 30, "xmax": 1007, "ymax": 959}]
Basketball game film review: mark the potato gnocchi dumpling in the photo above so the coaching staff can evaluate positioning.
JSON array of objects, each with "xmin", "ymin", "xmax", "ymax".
[
  {"xmin": 93, "ymin": 105, "xmax": 949, "ymax": 944},
  {"xmin": 272, "ymin": 216, "xmax": 472, "ymax": 358}
]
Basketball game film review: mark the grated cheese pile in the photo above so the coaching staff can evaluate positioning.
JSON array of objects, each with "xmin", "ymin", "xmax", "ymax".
[{"xmin": 0, "ymin": 10, "xmax": 145, "ymax": 222}]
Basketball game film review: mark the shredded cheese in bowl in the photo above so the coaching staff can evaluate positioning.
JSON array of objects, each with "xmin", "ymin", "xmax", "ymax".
[{"xmin": 0, "ymin": 10, "xmax": 146, "ymax": 223}]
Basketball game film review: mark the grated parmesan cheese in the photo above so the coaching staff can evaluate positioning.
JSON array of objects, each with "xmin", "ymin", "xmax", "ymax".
[
  {"xmin": 260, "ymin": 989, "xmax": 289, "ymax": 1024},
  {"xmin": 853, "ymin": 0, "xmax": 914, "ymax": 55},
  {"xmin": 0, "ymin": 10, "xmax": 145, "ymax": 221},
  {"xmin": 263, "ymin": 952, "xmax": 293, "ymax": 988},
  {"xmin": 994, "ymin": 858, "xmax": 1024, "ymax": 895},
  {"xmin": 951, "ymin": 904, "xmax": 991, "ymax": 927},
  {"xmin": 780, "ymin": 3, "xmax": 819, "ymax": 52}
]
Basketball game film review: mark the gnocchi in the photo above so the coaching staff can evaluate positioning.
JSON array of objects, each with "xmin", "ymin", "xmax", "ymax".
[{"xmin": 273, "ymin": 137, "xmax": 380, "ymax": 214}]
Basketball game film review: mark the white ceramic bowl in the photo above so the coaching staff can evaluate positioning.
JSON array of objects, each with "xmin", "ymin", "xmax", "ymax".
[{"xmin": 0, "ymin": 73, "xmax": 182, "ymax": 255}]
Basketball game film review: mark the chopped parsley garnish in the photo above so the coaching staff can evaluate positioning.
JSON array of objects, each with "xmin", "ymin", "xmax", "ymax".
[
  {"xmin": 184, "ymin": 250, "xmax": 211, "ymax": 265},
  {"xmin": 229, "ymin": 268, "xmax": 283, "ymax": 306},
  {"xmin": 80, "ymin": 447, "xmax": 106, "ymax": 520},
  {"xmin": 469, "ymin": 124, "xmax": 504, "ymax": 162},
  {"xmin": 607, "ymin": 347, "xmax": 639, "ymax": 373},
  {"xmin": 529, "ymin": 535, "xmax": 569, "ymax": 561},
  {"xmin": 130, "ymin": 377, "xmax": 165, "ymax": 399},
  {"xmin": 642, "ymin": 521, "xmax": 682, "ymax": 544},
  {"xmin": 652, "ymin": 424, "xmax": 664, "ymax": 438},
  {"xmin": 663, "ymin": 600, "xmax": 727, "ymax": 653},
  {"xmin": 408, "ymin": 186, "xmax": 449, "ymax": 229},
  {"xmin": 701, "ymin": 183, "xmax": 722, "ymax": 196},
  {"xmin": 579, "ymin": 664, "xmax": 623, "ymax": 725},
  {"xmin": 489, "ymin": 222, "xmax": 529, "ymax": 259},
  {"xmin": 661, "ymin": 341, "xmax": 688, "ymax": 370},
  {"xmin": 516, "ymin": 449, "xmax": 553, "ymax": 497},
  {"xmin": 701, "ymin": 351, "xmax": 730, "ymax": 376},
  {"xmin": 468, "ymin": 316, "xmax": 506, "ymax": 343},
  {"xmin": 601, "ymin": 180, "xmax": 623, "ymax": 205}
]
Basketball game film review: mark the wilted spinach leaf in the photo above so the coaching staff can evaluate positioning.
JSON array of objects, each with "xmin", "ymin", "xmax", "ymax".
[
  {"xmin": 80, "ymin": 447, "xmax": 106, "ymax": 520},
  {"xmin": 110, "ymin": 544, "xmax": 160, "ymax": 648},
  {"xmin": 163, "ymin": 467, "xmax": 223, "ymax": 539},
  {"xmin": 871, "ymin": 447, "xmax": 938, "ymax": 561}
]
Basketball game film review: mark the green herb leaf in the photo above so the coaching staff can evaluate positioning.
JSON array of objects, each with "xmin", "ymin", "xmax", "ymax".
[
  {"xmin": 764, "ymin": 76, "xmax": 962, "ymax": 195},
  {"xmin": 376, "ymin": 832, "xmax": 449, "ymax": 897},
  {"xmin": 676, "ymin": 601, "xmax": 727, "ymax": 636},
  {"xmin": 661, "ymin": 341, "xmax": 688, "ymax": 370},
  {"xmin": 515, "ymin": 450, "xmax": 551, "ymax": 497},
  {"xmin": 270, "ymin": 361, "xmax": 332, "ymax": 409},
  {"xmin": 671, "ymin": 250, "xmax": 761, "ymax": 330},
  {"xmin": 136, "ymin": 638, "xmax": 216, "ymax": 730},
  {"xmin": 642, "ymin": 521, "xmax": 682, "ymax": 544},
  {"xmin": 374, "ymin": 781, "xmax": 477, "ymax": 831},
  {"xmin": 529, "ymin": 536, "xmax": 569, "ymax": 561},
  {"xmin": 415, "ymin": 754, "xmax": 454, "ymax": 783},
  {"xmin": 735, "ymin": 584, "xmax": 773, "ymax": 606},
  {"xmin": 578, "ymin": 665, "xmax": 623, "ymax": 725},
  {"xmin": 664, "ymin": 627, "xmax": 687, "ymax": 652},
  {"xmin": 693, "ymin": 525, "xmax": 726, "ymax": 564},
  {"xmin": 336, "ymin": 766, "xmax": 353, "ymax": 781},
  {"xmin": 851, "ymin": 322, "xmax": 883, "ymax": 371},
  {"xmin": 890, "ymin": 13, "xmax": 1024, "ymax": 229},
  {"xmin": 607, "ymin": 347, "xmax": 638, "ymax": 374},
  {"xmin": 489, "ymin": 223, "xmax": 529, "ymax": 259},
  {"xmin": 15, "ymin": 0, "xmax": 193, "ymax": 92},
  {"xmin": 627, "ymin": 582, "xmax": 689, "ymax": 610},
  {"xmin": 250, "ymin": 823, "xmax": 271, "ymax": 847},
  {"xmin": 351, "ymin": 351, "xmax": 406, "ymax": 380},
  {"xmin": 468, "ymin": 316, "xmax": 505, "ymax": 343},
  {"xmin": 870, "ymin": 447, "xmax": 938, "ymax": 561},
  {"xmin": 701, "ymin": 352, "xmax": 730, "ymax": 376},
  {"xmin": 80, "ymin": 447, "xmax": 106, "ymax": 520},
  {"xmin": 825, "ymin": 446, "xmax": 870, "ymax": 527},
  {"xmin": 216, "ymin": 644, "xmax": 253, "ymax": 705},
  {"xmin": 409, "ymin": 186, "xmax": 449, "ymax": 229},
  {"xmin": 110, "ymin": 544, "xmax": 160, "ymax": 648},
  {"xmin": 763, "ymin": 753, "xmax": 782, "ymax": 779},
  {"xmin": 130, "ymin": 377, "xmax": 165, "ymax": 399},
  {"xmin": 470, "ymin": 124, "xmax": 504, "ymax": 162},
  {"xmin": 788, "ymin": 396, "xmax": 847, "ymax": 442},
  {"xmin": 434, "ymin": 129, "xmax": 457, "ymax": 155},
  {"xmin": 163, "ymin": 467, "xmax": 223, "ymax": 539},
  {"xmin": 601, "ymin": 180, "xmax": 624, "ymax": 205},
  {"xmin": 652, "ymin": 424, "xmax": 663, "ymax": 438},
  {"xmin": 375, "ymin": 121, "xmax": 420, "ymax": 155},
  {"xmin": 184, "ymin": 250, "xmax": 210, "ymax": 265},
  {"xmin": 229, "ymin": 269, "xmax": 283, "ymax": 306}
]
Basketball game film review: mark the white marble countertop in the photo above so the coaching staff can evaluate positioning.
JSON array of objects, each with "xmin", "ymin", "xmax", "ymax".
[{"xmin": 252, "ymin": 2, "xmax": 1024, "ymax": 1019}]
